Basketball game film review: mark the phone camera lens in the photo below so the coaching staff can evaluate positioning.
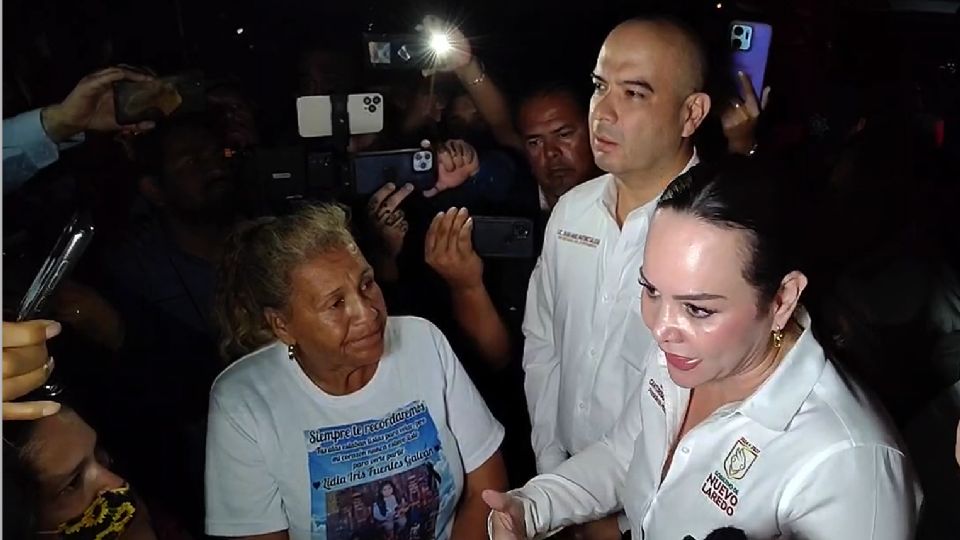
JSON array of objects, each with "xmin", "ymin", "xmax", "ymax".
[
  {"xmin": 515, "ymin": 224, "xmax": 530, "ymax": 239},
  {"xmin": 373, "ymin": 96, "xmax": 382, "ymax": 105},
  {"xmin": 368, "ymin": 105, "xmax": 377, "ymax": 113},
  {"xmin": 363, "ymin": 96, "xmax": 372, "ymax": 105},
  {"xmin": 732, "ymin": 38, "xmax": 743, "ymax": 50},
  {"xmin": 733, "ymin": 25, "xmax": 744, "ymax": 36}
]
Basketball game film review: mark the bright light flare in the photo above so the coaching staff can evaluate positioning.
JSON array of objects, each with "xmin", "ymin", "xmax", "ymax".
[{"xmin": 429, "ymin": 32, "xmax": 452, "ymax": 56}]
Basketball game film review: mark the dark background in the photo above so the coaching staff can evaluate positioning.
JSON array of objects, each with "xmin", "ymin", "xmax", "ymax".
[{"xmin": 4, "ymin": 0, "xmax": 958, "ymax": 132}]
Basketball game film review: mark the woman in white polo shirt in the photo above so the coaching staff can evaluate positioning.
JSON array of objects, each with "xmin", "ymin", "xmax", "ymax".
[
  {"xmin": 485, "ymin": 158, "xmax": 921, "ymax": 540},
  {"xmin": 205, "ymin": 204, "xmax": 506, "ymax": 540}
]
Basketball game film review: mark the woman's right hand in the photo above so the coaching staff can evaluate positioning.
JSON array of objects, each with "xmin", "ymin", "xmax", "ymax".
[{"xmin": 483, "ymin": 490, "xmax": 529, "ymax": 539}]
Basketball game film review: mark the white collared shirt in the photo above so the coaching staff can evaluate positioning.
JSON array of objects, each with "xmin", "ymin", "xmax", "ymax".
[
  {"xmin": 522, "ymin": 152, "xmax": 698, "ymax": 473},
  {"xmin": 512, "ymin": 320, "xmax": 922, "ymax": 540}
]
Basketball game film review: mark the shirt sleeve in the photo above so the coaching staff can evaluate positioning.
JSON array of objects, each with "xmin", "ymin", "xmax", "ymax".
[
  {"xmin": 511, "ymin": 383, "xmax": 645, "ymax": 535},
  {"xmin": 205, "ymin": 392, "xmax": 289, "ymax": 537},
  {"xmin": 522, "ymin": 208, "xmax": 569, "ymax": 473},
  {"xmin": 779, "ymin": 444, "xmax": 921, "ymax": 540},
  {"xmin": 2, "ymin": 109, "xmax": 83, "ymax": 193},
  {"xmin": 432, "ymin": 321, "xmax": 505, "ymax": 472}
]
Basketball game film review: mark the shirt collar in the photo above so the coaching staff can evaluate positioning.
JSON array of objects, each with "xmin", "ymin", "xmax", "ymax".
[
  {"xmin": 598, "ymin": 148, "xmax": 700, "ymax": 220},
  {"xmin": 736, "ymin": 309, "xmax": 828, "ymax": 432}
]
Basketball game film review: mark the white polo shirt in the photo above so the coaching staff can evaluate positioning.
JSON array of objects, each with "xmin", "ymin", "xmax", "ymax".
[
  {"xmin": 522, "ymin": 153, "xmax": 698, "ymax": 473},
  {"xmin": 511, "ymin": 319, "xmax": 922, "ymax": 540}
]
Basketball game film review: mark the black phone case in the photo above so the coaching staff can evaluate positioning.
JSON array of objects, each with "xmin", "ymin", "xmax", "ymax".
[
  {"xmin": 472, "ymin": 216, "xmax": 535, "ymax": 259},
  {"xmin": 352, "ymin": 149, "xmax": 437, "ymax": 195}
]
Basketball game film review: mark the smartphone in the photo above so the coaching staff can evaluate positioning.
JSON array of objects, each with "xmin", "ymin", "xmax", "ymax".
[
  {"xmin": 363, "ymin": 33, "xmax": 431, "ymax": 70},
  {"xmin": 113, "ymin": 71, "xmax": 205, "ymax": 125},
  {"xmin": 17, "ymin": 212, "xmax": 95, "ymax": 322},
  {"xmin": 352, "ymin": 148, "xmax": 437, "ymax": 195},
  {"xmin": 729, "ymin": 21, "xmax": 773, "ymax": 100},
  {"xmin": 472, "ymin": 216, "xmax": 535, "ymax": 259},
  {"xmin": 296, "ymin": 94, "xmax": 385, "ymax": 138}
]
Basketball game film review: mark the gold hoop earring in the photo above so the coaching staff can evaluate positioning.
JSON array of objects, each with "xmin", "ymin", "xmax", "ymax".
[{"xmin": 772, "ymin": 326, "xmax": 784, "ymax": 349}]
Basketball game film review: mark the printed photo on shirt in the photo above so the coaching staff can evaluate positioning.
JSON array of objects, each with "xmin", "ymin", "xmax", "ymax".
[
  {"xmin": 325, "ymin": 465, "xmax": 441, "ymax": 540},
  {"xmin": 305, "ymin": 401, "xmax": 457, "ymax": 539}
]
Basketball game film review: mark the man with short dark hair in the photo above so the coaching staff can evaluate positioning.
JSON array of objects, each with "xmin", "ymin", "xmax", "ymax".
[{"xmin": 516, "ymin": 83, "xmax": 599, "ymax": 210}]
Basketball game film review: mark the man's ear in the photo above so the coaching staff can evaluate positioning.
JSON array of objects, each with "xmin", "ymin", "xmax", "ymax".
[
  {"xmin": 681, "ymin": 92, "xmax": 711, "ymax": 138},
  {"xmin": 139, "ymin": 176, "xmax": 165, "ymax": 207},
  {"xmin": 771, "ymin": 271, "xmax": 808, "ymax": 331},
  {"xmin": 265, "ymin": 307, "xmax": 294, "ymax": 346}
]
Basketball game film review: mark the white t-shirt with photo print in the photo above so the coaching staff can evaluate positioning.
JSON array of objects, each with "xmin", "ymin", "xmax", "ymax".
[{"xmin": 205, "ymin": 316, "xmax": 504, "ymax": 540}]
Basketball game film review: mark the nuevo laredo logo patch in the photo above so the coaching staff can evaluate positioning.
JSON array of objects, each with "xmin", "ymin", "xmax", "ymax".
[{"xmin": 700, "ymin": 437, "xmax": 761, "ymax": 516}]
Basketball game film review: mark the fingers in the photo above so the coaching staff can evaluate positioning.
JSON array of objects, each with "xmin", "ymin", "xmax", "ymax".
[
  {"xmin": 737, "ymin": 71, "xmax": 761, "ymax": 116},
  {"xmin": 760, "ymin": 86, "xmax": 772, "ymax": 111},
  {"xmin": 381, "ymin": 184, "xmax": 415, "ymax": 215},
  {"xmin": 456, "ymin": 214, "xmax": 475, "ymax": 256},
  {"xmin": 448, "ymin": 208, "xmax": 469, "ymax": 252},
  {"xmin": 3, "ymin": 400, "xmax": 61, "ymax": 421},
  {"xmin": 436, "ymin": 208, "xmax": 458, "ymax": 253},
  {"xmin": 79, "ymin": 67, "xmax": 151, "ymax": 93},
  {"xmin": 425, "ymin": 212, "xmax": 444, "ymax": 256},
  {"xmin": 422, "ymin": 187, "xmax": 439, "ymax": 198},
  {"xmin": 3, "ymin": 357, "xmax": 54, "ymax": 401},
  {"xmin": 482, "ymin": 490, "xmax": 525, "ymax": 537},
  {"xmin": 437, "ymin": 147, "xmax": 456, "ymax": 173},
  {"xmin": 368, "ymin": 183, "xmax": 397, "ymax": 214},
  {"xmin": 2, "ymin": 320, "xmax": 61, "ymax": 349}
]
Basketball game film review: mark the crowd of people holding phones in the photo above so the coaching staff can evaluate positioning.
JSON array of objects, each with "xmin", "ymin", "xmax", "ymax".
[{"xmin": 4, "ymin": 2, "xmax": 960, "ymax": 540}]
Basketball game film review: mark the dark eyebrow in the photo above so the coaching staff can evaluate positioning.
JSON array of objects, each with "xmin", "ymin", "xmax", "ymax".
[
  {"xmin": 621, "ymin": 79, "xmax": 655, "ymax": 94},
  {"xmin": 639, "ymin": 267, "xmax": 725, "ymax": 301}
]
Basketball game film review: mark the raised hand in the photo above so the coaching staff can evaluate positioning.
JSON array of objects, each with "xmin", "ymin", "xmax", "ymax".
[
  {"xmin": 367, "ymin": 183, "xmax": 414, "ymax": 258},
  {"xmin": 41, "ymin": 67, "xmax": 157, "ymax": 143},
  {"xmin": 720, "ymin": 71, "xmax": 770, "ymax": 156},
  {"xmin": 425, "ymin": 207, "xmax": 483, "ymax": 290},
  {"xmin": 424, "ymin": 139, "xmax": 479, "ymax": 198}
]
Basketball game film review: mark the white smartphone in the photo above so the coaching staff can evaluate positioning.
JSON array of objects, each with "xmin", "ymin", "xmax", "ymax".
[{"xmin": 296, "ymin": 93, "xmax": 385, "ymax": 138}]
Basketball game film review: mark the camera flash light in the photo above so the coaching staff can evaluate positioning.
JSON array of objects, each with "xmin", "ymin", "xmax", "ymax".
[{"xmin": 429, "ymin": 32, "xmax": 452, "ymax": 56}]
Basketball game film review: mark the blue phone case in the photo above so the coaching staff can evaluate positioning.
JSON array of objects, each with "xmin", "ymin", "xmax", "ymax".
[{"xmin": 730, "ymin": 21, "xmax": 773, "ymax": 100}]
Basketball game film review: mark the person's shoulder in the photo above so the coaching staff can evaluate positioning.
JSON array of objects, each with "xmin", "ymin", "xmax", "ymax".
[
  {"xmin": 384, "ymin": 316, "xmax": 452, "ymax": 369},
  {"xmin": 211, "ymin": 341, "xmax": 287, "ymax": 401},
  {"xmin": 386, "ymin": 315, "xmax": 443, "ymax": 340},
  {"xmin": 799, "ymin": 363, "xmax": 904, "ymax": 451}
]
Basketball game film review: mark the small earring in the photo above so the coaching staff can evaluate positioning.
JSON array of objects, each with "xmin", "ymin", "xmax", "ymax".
[
  {"xmin": 288, "ymin": 344, "xmax": 296, "ymax": 360},
  {"xmin": 772, "ymin": 326, "xmax": 784, "ymax": 349}
]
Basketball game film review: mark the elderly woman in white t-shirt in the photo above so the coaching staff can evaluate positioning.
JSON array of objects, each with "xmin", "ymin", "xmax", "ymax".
[
  {"xmin": 205, "ymin": 204, "xmax": 506, "ymax": 540},
  {"xmin": 485, "ymin": 159, "xmax": 922, "ymax": 540}
]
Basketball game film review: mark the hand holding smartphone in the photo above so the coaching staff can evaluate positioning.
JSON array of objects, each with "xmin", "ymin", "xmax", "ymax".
[{"xmin": 729, "ymin": 21, "xmax": 772, "ymax": 101}]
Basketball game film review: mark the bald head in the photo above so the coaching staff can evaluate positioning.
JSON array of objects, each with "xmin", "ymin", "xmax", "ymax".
[
  {"xmin": 610, "ymin": 17, "xmax": 707, "ymax": 95},
  {"xmin": 588, "ymin": 15, "xmax": 712, "ymax": 185}
]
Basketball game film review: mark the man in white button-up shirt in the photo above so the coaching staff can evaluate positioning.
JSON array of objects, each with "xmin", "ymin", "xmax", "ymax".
[{"xmin": 522, "ymin": 14, "xmax": 711, "ymax": 518}]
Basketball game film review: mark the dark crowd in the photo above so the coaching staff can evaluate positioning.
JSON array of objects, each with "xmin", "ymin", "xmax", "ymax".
[{"xmin": 2, "ymin": 1, "xmax": 960, "ymax": 540}]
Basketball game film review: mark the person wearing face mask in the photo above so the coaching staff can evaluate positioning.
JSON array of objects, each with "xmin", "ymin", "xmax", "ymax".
[
  {"xmin": 206, "ymin": 204, "xmax": 507, "ymax": 540},
  {"xmin": 2, "ymin": 402, "xmax": 156, "ymax": 540},
  {"xmin": 484, "ymin": 157, "xmax": 921, "ymax": 540}
]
